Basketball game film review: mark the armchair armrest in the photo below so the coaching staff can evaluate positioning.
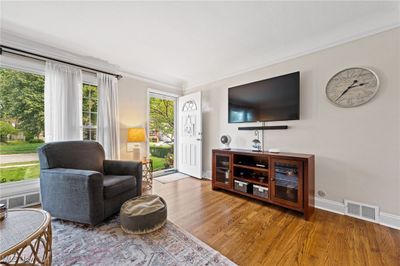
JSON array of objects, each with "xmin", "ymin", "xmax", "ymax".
[
  {"xmin": 103, "ymin": 160, "xmax": 142, "ymax": 196},
  {"xmin": 40, "ymin": 168, "xmax": 104, "ymax": 225}
]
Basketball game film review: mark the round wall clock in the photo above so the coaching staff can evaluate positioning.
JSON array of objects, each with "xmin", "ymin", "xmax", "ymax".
[{"xmin": 325, "ymin": 67, "xmax": 379, "ymax": 107}]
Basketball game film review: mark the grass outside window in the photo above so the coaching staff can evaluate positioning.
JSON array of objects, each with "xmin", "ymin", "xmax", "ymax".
[
  {"xmin": 0, "ymin": 161, "xmax": 40, "ymax": 183},
  {"xmin": 0, "ymin": 141, "xmax": 42, "ymax": 183},
  {"xmin": 0, "ymin": 141, "xmax": 43, "ymax": 155}
]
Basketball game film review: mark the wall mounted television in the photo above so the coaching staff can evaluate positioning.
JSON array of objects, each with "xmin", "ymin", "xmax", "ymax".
[{"xmin": 228, "ymin": 71, "xmax": 300, "ymax": 123}]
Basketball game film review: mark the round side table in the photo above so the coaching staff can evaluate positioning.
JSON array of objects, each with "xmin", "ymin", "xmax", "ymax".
[{"xmin": 0, "ymin": 209, "xmax": 52, "ymax": 265}]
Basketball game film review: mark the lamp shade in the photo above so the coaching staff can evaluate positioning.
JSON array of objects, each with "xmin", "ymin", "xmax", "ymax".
[{"xmin": 128, "ymin": 128, "xmax": 146, "ymax": 142}]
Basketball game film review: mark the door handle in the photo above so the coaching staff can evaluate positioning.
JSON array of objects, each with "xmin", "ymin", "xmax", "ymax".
[{"xmin": 196, "ymin": 138, "xmax": 202, "ymax": 141}]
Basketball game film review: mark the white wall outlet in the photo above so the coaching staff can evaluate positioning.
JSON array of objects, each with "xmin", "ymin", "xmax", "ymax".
[{"xmin": 127, "ymin": 143, "xmax": 135, "ymax": 152}]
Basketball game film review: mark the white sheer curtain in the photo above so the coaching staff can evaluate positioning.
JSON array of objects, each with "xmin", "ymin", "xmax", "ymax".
[
  {"xmin": 97, "ymin": 73, "xmax": 120, "ymax": 159},
  {"xmin": 44, "ymin": 61, "xmax": 82, "ymax": 142}
]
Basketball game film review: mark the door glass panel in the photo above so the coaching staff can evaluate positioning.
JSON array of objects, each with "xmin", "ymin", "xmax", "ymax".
[
  {"xmin": 274, "ymin": 162, "xmax": 299, "ymax": 203},
  {"xmin": 149, "ymin": 95, "xmax": 175, "ymax": 172},
  {"xmin": 215, "ymin": 155, "xmax": 230, "ymax": 185}
]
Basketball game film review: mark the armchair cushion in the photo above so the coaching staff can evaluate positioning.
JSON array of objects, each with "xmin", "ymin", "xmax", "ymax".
[
  {"xmin": 103, "ymin": 175, "xmax": 136, "ymax": 199},
  {"xmin": 104, "ymin": 160, "xmax": 143, "ymax": 196}
]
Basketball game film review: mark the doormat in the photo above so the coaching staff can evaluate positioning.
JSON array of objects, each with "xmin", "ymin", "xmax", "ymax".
[{"xmin": 154, "ymin": 172, "xmax": 190, "ymax": 184}]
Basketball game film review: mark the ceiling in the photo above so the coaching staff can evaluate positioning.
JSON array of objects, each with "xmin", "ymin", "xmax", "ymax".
[{"xmin": 1, "ymin": 1, "xmax": 399, "ymax": 89}]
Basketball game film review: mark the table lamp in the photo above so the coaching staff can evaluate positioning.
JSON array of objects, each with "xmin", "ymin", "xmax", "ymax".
[{"xmin": 127, "ymin": 128, "xmax": 146, "ymax": 161}]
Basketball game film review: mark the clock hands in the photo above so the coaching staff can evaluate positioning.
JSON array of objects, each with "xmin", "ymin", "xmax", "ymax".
[
  {"xmin": 335, "ymin": 80, "xmax": 369, "ymax": 102},
  {"xmin": 334, "ymin": 80, "xmax": 357, "ymax": 102},
  {"xmin": 348, "ymin": 79, "xmax": 358, "ymax": 88}
]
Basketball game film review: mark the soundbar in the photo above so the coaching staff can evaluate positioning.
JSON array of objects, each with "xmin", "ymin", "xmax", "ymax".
[{"xmin": 238, "ymin": 125, "xmax": 288, "ymax": 130}]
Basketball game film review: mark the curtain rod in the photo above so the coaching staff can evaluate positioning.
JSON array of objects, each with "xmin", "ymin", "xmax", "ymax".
[{"xmin": 0, "ymin": 44, "xmax": 122, "ymax": 79}]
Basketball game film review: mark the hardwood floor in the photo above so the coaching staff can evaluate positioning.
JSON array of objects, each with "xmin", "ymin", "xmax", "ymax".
[{"xmin": 150, "ymin": 177, "xmax": 400, "ymax": 266}]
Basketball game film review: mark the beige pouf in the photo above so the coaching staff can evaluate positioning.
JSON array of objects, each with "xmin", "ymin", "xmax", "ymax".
[{"xmin": 120, "ymin": 195, "xmax": 167, "ymax": 234}]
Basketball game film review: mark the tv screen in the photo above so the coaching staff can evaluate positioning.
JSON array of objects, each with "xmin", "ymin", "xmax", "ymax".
[{"xmin": 228, "ymin": 72, "xmax": 300, "ymax": 123}]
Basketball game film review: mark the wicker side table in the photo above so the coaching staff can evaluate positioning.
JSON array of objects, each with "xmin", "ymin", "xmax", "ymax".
[
  {"xmin": 0, "ymin": 209, "xmax": 52, "ymax": 265},
  {"xmin": 142, "ymin": 159, "xmax": 154, "ymax": 190}
]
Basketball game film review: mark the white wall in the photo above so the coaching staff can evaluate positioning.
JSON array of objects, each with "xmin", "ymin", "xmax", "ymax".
[
  {"xmin": 118, "ymin": 76, "xmax": 182, "ymax": 160},
  {"xmin": 186, "ymin": 27, "xmax": 400, "ymax": 215}
]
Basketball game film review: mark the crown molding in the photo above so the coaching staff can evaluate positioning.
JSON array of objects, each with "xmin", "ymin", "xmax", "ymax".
[
  {"xmin": 120, "ymin": 70, "xmax": 183, "ymax": 92},
  {"xmin": 185, "ymin": 23, "xmax": 400, "ymax": 91},
  {"xmin": 2, "ymin": 7, "xmax": 398, "ymax": 93}
]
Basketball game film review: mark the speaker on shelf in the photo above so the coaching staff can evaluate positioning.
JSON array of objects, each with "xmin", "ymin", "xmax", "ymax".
[{"xmin": 220, "ymin": 135, "xmax": 231, "ymax": 149}]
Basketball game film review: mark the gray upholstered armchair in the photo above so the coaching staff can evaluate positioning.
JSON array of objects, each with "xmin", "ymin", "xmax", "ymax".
[{"xmin": 38, "ymin": 141, "xmax": 142, "ymax": 225}]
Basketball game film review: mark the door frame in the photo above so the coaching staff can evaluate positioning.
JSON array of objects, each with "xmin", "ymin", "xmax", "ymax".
[{"xmin": 146, "ymin": 88, "xmax": 179, "ymax": 175}]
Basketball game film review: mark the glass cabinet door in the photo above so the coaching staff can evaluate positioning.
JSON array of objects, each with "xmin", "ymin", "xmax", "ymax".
[
  {"xmin": 270, "ymin": 159, "xmax": 303, "ymax": 210},
  {"xmin": 213, "ymin": 153, "xmax": 231, "ymax": 188}
]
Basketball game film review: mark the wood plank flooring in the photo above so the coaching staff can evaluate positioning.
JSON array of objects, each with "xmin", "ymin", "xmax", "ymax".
[{"xmin": 150, "ymin": 177, "xmax": 400, "ymax": 266}]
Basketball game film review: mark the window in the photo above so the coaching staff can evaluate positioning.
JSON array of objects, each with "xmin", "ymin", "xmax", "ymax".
[
  {"xmin": 0, "ymin": 69, "xmax": 97, "ymax": 184},
  {"xmin": 0, "ymin": 68, "xmax": 44, "ymax": 184},
  {"xmin": 82, "ymin": 84, "xmax": 98, "ymax": 140}
]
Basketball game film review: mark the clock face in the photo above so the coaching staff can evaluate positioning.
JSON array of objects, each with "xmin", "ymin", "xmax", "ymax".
[{"xmin": 326, "ymin": 67, "xmax": 379, "ymax": 107}]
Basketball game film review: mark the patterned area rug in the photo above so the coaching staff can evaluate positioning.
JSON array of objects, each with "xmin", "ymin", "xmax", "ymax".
[{"xmin": 52, "ymin": 217, "xmax": 236, "ymax": 266}]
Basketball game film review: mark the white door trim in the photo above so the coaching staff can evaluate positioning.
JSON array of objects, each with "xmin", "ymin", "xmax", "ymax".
[
  {"xmin": 148, "ymin": 88, "xmax": 180, "ymax": 98},
  {"xmin": 146, "ymin": 88, "xmax": 178, "ymax": 173}
]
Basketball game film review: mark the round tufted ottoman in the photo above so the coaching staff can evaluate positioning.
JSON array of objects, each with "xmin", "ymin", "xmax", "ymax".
[{"xmin": 120, "ymin": 194, "xmax": 167, "ymax": 234}]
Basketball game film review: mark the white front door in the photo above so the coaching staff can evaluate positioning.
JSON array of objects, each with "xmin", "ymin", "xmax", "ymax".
[{"xmin": 177, "ymin": 92, "xmax": 202, "ymax": 178}]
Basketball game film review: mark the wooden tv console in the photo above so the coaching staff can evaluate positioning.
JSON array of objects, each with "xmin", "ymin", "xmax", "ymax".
[{"xmin": 212, "ymin": 149, "xmax": 315, "ymax": 220}]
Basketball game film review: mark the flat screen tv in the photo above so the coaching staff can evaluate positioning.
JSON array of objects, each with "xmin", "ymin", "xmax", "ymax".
[{"xmin": 228, "ymin": 72, "xmax": 300, "ymax": 123}]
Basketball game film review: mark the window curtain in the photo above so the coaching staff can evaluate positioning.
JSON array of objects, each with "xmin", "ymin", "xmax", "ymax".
[
  {"xmin": 44, "ymin": 61, "xmax": 82, "ymax": 142},
  {"xmin": 97, "ymin": 73, "xmax": 120, "ymax": 159}
]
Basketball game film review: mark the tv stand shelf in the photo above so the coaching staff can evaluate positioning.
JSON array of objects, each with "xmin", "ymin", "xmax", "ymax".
[
  {"xmin": 234, "ymin": 176, "xmax": 268, "ymax": 187},
  {"xmin": 212, "ymin": 149, "xmax": 315, "ymax": 220},
  {"xmin": 233, "ymin": 163, "xmax": 268, "ymax": 171}
]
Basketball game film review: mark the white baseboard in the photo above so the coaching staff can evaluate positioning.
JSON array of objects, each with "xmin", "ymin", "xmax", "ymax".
[
  {"xmin": 315, "ymin": 197, "xmax": 345, "ymax": 215},
  {"xmin": 380, "ymin": 212, "xmax": 400, "ymax": 230},
  {"xmin": 202, "ymin": 170, "xmax": 212, "ymax": 180},
  {"xmin": 315, "ymin": 197, "xmax": 400, "ymax": 230}
]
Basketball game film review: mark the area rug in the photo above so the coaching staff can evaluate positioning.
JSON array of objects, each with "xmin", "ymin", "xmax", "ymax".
[
  {"xmin": 52, "ymin": 216, "xmax": 236, "ymax": 266},
  {"xmin": 154, "ymin": 172, "xmax": 190, "ymax": 184}
]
